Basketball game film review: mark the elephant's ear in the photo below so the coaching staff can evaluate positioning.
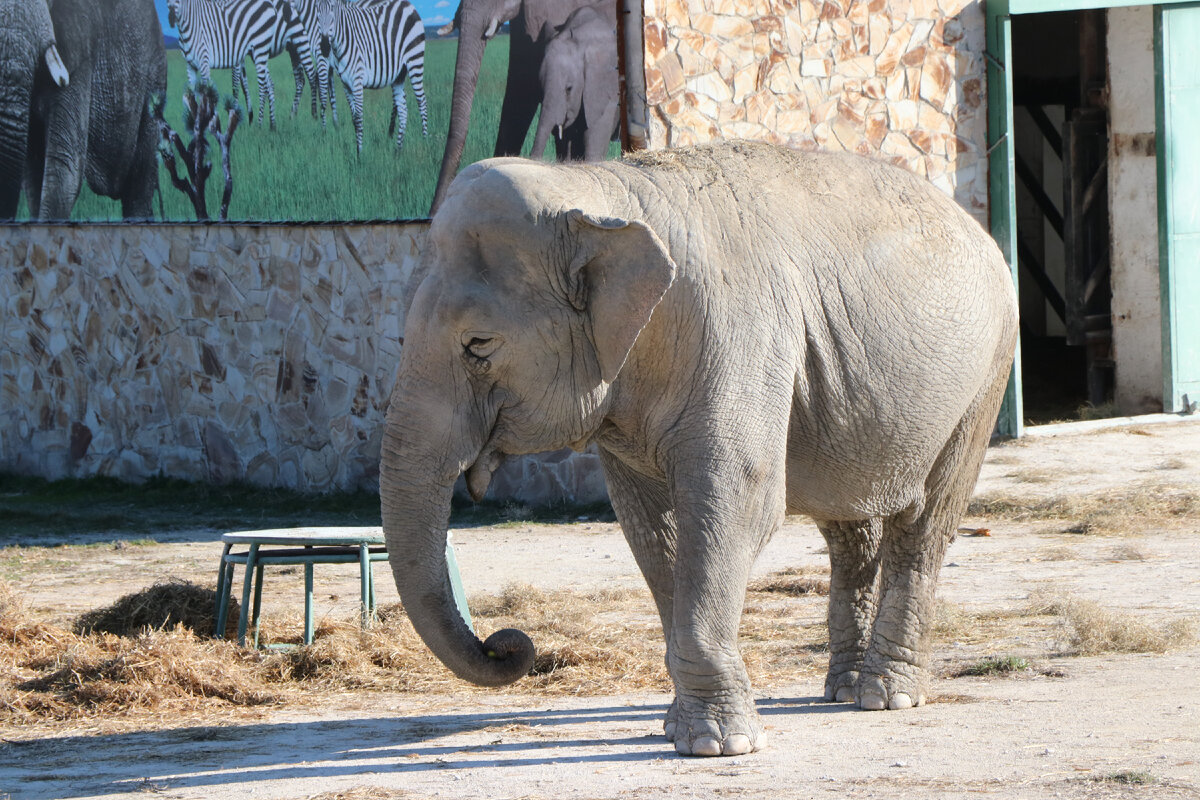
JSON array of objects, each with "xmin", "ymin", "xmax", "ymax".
[{"xmin": 566, "ymin": 210, "xmax": 676, "ymax": 384}]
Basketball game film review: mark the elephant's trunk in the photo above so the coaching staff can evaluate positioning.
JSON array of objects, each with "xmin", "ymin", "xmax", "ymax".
[
  {"xmin": 380, "ymin": 382, "xmax": 535, "ymax": 687},
  {"xmin": 429, "ymin": 11, "xmax": 489, "ymax": 215}
]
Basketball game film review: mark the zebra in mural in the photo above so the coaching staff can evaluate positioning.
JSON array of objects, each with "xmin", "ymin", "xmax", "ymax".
[
  {"xmin": 282, "ymin": 0, "xmax": 340, "ymax": 125},
  {"xmin": 231, "ymin": 0, "xmax": 321, "ymax": 123},
  {"xmin": 167, "ymin": 0, "xmax": 281, "ymax": 129},
  {"xmin": 318, "ymin": 0, "xmax": 429, "ymax": 153}
]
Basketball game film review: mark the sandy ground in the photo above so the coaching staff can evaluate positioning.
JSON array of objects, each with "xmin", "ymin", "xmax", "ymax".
[{"xmin": 3, "ymin": 418, "xmax": 1200, "ymax": 800}]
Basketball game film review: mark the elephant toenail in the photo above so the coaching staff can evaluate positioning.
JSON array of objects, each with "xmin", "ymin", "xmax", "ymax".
[
  {"xmin": 723, "ymin": 734, "xmax": 753, "ymax": 755},
  {"xmin": 859, "ymin": 694, "xmax": 886, "ymax": 711},
  {"xmin": 835, "ymin": 687, "xmax": 856, "ymax": 702},
  {"xmin": 889, "ymin": 693, "xmax": 913, "ymax": 710},
  {"xmin": 663, "ymin": 721, "xmax": 677, "ymax": 741},
  {"xmin": 690, "ymin": 737, "xmax": 722, "ymax": 757}
]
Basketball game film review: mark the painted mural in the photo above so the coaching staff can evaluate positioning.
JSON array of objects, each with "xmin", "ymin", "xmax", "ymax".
[{"xmin": 0, "ymin": 0, "xmax": 622, "ymax": 222}]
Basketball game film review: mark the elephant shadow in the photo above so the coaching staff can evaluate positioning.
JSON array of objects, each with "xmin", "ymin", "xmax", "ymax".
[{"xmin": 1, "ymin": 698, "xmax": 853, "ymax": 797}]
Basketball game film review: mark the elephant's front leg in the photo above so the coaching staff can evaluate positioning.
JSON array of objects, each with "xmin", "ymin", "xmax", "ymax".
[
  {"xmin": 666, "ymin": 446, "xmax": 785, "ymax": 757},
  {"xmin": 816, "ymin": 518, "xmax": 882, "ymax": 702},
  {"xmin": 597, "ymin": 453, "xmax": 681, "ymax": 738}
]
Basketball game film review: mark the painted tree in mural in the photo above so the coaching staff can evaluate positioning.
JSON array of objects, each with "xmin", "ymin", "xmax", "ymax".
[{"xmin": 152, "ymin": 85, "xmax": 242, "ymax": 220}]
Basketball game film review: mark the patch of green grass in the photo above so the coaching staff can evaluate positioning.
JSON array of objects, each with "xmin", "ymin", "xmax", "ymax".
[
  {"xmin": 450, "ymin": 497, "xmax": 616, "ymax": 528},
  {"xmin": 1093, "ymin": 770, "xmax": 1156, "ymax": 785},
  {"xmin": 26, "ymin": 37, "xmax": 619, "ymax": 223},
  {"xmin": 0, "ymin": 472, "xmax": 614, "ymax": 542},
  {"xmin": 953, "ymin": 655, "xmax": 1031, "ymax": 677},
  {"xmin": 0, "ymin": 472, "xmax": 381, "ymax": 541}
]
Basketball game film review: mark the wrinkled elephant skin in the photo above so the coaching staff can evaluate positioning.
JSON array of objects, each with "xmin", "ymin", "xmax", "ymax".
[
  {"xmin": 0, "ymin": 0, "xmax": 166, "ymax": 220},
  {"xmin": 382, "ymin": 141, "xmax": 1019, "ymax": 757}
]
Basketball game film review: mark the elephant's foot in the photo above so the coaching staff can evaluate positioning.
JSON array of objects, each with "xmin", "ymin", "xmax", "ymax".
[
  {"xmin": 855, "ymin": 668, "xmax": 927, "ymax": 711},
  {"xmin": 823, "ymin": 669, "xmax": 860, "ymax": 703},
  {"xmin": 663, "ymin": 697, "xmax": 679, "ymax": 741},
  {"xmin": 669, "ymin": 692, "xmax": 763, "ymax": 757}
]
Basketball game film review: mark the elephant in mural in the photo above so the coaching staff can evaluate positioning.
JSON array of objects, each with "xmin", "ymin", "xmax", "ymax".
[
  {"xmin": 381, "ymin": 141, "xmax": 1019, "ymax": 757},
  {"xmin": 0, "ymin": 0, "xmax": 166, "ymax": 220},
  {"xmin": 429, "ymin": 0, "xmax": 618, "ymax": 213},
  {"xmin": 530, "ymin": 4, "xmax": 618, "ymax": 162}
]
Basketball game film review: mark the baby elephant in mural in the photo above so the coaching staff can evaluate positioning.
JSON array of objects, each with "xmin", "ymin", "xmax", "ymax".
[
  {"xmin": 530, "ymin": 4, "xmax": 619, "ymax": 161},
  {"xmin": 0, "ymin": 0, "xmax": 166, "ymax": 220},
  {"xmin": 380, "ymin": 140, "xmax": 1018, "ymax": 757}
]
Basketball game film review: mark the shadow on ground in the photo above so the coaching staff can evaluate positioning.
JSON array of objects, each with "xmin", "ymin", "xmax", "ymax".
[{"xmin": 1, "ymin": 697, "xmax": 854, "ymax": 797}]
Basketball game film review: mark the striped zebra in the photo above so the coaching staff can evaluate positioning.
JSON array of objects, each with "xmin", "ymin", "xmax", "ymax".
[
  {"xmin": 167, "ymin": 0, "xmax": 280, "ymax": 129},
  {"xmin": 318, "ymin": 0, "xmax": 429, "ymax": 153},
  {"xmin": 282, "ymin": 0, "xmax": 340, "ymax": 125},
  {"xmin": 231, "ymin": 0, "xmax": 322, "ymax": 123}
]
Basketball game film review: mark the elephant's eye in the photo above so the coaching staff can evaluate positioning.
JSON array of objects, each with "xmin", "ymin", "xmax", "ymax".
[{"xmin": 461, "ymin": 332, "xmax": 503, "ymax": 360}]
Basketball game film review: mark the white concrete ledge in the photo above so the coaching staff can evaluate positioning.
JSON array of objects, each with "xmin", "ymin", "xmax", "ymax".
[{"xmin": 1023, "ymin": 412, "xmax": 1200, "ymax": 438}]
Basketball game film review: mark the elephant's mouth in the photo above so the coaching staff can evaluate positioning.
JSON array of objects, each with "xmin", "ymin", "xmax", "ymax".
[{"xmin": 464, "ymin": 447, "xmax": 504, "ymax": 502}]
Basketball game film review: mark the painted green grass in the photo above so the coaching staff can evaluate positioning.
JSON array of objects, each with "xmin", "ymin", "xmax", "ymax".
[
  {"xmin": 32, "ymin": 36, "xmax": 618, "ymax": 222},
  {"xmin": 0, "ymin": 471, "xmax": 614, "ymax": 542}
]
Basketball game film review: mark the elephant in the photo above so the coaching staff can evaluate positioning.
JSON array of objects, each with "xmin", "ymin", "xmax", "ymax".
[
  {"xmin": 380, "ymin": 140, "xmax": 1019, "ymax": 757},
  {"xmin": 428, "ymin": 0, "xmax": 617, "ymax": 214},
  {"xmin": 529, "ymin": 4, "xmax": 618, "ymax": 162},
  {"xmin": 0, "ymin": 0, "xmax": 166, "ymax": 220}
]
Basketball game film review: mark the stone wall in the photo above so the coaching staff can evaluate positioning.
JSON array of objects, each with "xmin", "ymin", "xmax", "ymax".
[
  {"xmin": 0, "ymin": 225, "xmax": 606, "ymax": 504},
  {"xmin": 641, "ymin": 0, "xmax": 989, "ymax": 222}
]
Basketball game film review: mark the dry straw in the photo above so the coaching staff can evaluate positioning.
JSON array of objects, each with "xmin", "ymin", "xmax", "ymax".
[
  {"xmin": 968, "ymin": 481, "xmax": 1200, "ymax": 535},
  {"xmin": 1025, "ymin": 590, "xmax": 1197, "ymax": 656},
  {"xmin": 2, "ymin": 572, "xmax": 832, "ymax": 725}
]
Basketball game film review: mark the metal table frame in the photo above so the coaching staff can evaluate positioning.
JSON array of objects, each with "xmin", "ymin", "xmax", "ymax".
[{"xmin": 214, "ymin": 527, "xmax": 471, "ymax": 647}]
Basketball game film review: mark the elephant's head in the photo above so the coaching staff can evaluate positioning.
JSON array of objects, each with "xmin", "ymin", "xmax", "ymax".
[
  {"xmin": 529, "ymin": 39, "xmax": 583, "ymax": 159},
  {"xmin": 382, "ymin": 159, "xmax": 676, "ymax": 686},
  {"xmin": 0, "ymin": 0, "xmax": 68, "ymax": 216}
]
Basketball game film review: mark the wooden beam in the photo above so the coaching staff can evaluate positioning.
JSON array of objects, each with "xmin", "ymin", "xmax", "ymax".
[
  {"xmin": 1024, "ymin": 104, "xmax": 1064, "ymax": 159},
  {"xmin": 1017, "ymin": 238, "xmax": 1068, "ymax": 322},
  {"xmin": 1015, "ymin": 152, "xmax": 1066, "ymax": 239}
]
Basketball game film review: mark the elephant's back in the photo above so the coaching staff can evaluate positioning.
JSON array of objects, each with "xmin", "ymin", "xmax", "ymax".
[{"xmin": 617, "ymin": 141, "xmax": 1018, "ymax": 519}]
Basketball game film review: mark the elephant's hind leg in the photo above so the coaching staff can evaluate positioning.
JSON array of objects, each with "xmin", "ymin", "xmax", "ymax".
[
  {"xmin": 815, "ymin": 518, "xmax": 882, "ymax": 702},
  {"xmin": 856, "ymin": 382, "xmax": 1005, "ymax": 711}
]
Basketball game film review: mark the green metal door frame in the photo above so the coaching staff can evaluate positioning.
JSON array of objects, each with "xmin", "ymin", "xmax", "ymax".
[
  {"xmin": 986, "ymin": 0, "xmax": 1199, "ymax": 434},
  {"xmin": 1155, "ymin": 3, "xmax": 1200, "ymax": 413}
]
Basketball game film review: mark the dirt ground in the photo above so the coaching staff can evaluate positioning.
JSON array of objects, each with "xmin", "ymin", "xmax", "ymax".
[{"xmin": 3, "ymin": 419, "xmax": 1200, "ymax": 800}]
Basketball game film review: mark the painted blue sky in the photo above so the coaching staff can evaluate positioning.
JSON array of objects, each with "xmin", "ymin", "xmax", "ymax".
[{"xmin": 154, "ymin": 0, "xmax": 457, "ymax": 37}]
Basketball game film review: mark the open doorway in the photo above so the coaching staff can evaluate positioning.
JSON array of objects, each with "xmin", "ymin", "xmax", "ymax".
[{"xmin": 1010, "ymin": 10, "xmax": 1113, "ymax": 423}]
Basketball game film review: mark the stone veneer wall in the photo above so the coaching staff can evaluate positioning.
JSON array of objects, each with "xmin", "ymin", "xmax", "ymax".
[
  {"xmin": 0, "ymin": 225, "xmax": 606, "ymax": 504},
  {"xmin": 642, "ymin": 0, "xmax": 989, "ymax": 222}
]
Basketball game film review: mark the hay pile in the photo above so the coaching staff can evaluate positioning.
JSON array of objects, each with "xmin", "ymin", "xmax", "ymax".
[
  {"xmin": 1, "ymin": 581, "xmax": 277, "ymax": 722},
  {"xmin": 75, "ymin": 579, "xmax": 238, "ymax": 638},
  {"xmin": 2, "ymin": 570, "xmax": 834, "ymax": 725}
]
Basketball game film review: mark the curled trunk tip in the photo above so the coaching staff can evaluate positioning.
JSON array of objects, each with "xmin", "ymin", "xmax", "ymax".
[{"xmin": 479, "ymin": 628, "xmax": 536, "ymax": 685}]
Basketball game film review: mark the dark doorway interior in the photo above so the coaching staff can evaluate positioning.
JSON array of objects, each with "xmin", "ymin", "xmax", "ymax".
[{"xmin": 1011, "ymin": 10, "xmax": 1113, "ymax": 423}]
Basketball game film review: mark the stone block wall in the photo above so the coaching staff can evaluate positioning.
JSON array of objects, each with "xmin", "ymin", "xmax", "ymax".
[
  {"xmin": 0, "ymin": 225, "xmax": 609, "ymax": 504},
  {"xmin": 642, "ymin": 0, "xmax": 989, "ymax": 222}
]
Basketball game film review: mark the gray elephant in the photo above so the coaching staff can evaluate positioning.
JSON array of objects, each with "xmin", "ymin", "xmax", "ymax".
[
  {"xmin": 0, "ymin": 0, "xmax": 165, "ymax": 220},
  {"xmin": 429, "ymin": 0, "xmax": 617, "ymax": 213},
  {"xmin": 530, "ymin": 4, "xmax": 618, "ymax": 162},
  {"xmin": 382, "ymin": 140, "xmax": 1018, "ymax": 757}
]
